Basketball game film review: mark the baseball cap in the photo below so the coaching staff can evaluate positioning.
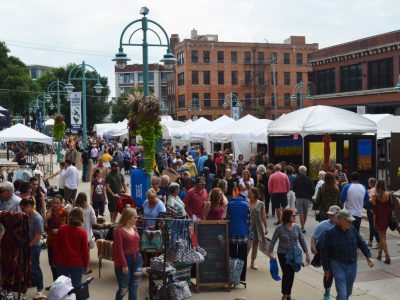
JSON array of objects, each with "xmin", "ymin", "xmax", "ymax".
[
  {"xmin": 327, "ymin": 205, "xmax": 341, "ymax": 215},
  {"xmin": 110, "ymin": 162, "xmax": 118, "ymax": 167},
  {"xmin": 337, "ymin": 209, "xmax": 355, "ymax": 222}
]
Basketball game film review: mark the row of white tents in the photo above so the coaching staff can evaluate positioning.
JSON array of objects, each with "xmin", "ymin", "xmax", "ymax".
[{"xmin": 91, "ymin": 106, "xmax": 400, "ymax": 160}]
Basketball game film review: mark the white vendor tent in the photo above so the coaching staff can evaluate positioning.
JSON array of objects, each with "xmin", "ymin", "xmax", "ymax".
[
  {"xmin": 208, "ymin": 114, "xmax": 272, "ymax": 160},
  {"xmin": 107, "ymin": 119, "xmax": 129, "ymax": 137},
  {"xmin": 172, "ymin": 117, "xmax": 211, "ymax": 142},
  {"xmin": 162, "ymin": 120, "xmax": 185, "ymax": 140},
  {"xmin": 0, "ymin": 123, "xmax": 53, "ymax": 145},
  {"xmin": 363, "ymin": 114, "xmax": 400, "ymax": 139},
  {"xmin": 93, "ymin": 123, "xmax": 113, "ymax": 137},
  {"xmin": 45, "ymin": 118, "xmax": 54, "ymax": 126},
  {"xmin": 268, "ymin": 105, "xmax": 377, "ymax": 136}
]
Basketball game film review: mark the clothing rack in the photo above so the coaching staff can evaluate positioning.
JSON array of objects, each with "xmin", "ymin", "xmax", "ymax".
[{"xmin": 141, "ymin": 217, "xmax": 194, "ymax": 287}]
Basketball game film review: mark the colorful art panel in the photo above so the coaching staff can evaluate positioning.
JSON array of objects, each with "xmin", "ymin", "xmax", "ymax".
[
  {"xmin": 309, "ymin": 142, "xmax": 337, "ymax": 180},
  {"xmin": 357, "ymin": 139, "xmax": 372, "ymax": 171},
  {"xmin": 274, "ymin": 139, "xmax": 302, "ymax": 157}
]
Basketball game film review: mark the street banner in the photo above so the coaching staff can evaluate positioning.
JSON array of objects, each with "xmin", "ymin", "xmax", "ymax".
[
  {"xmin": 130, "ymin": 169, "xmax": 148, "ymax": 207},
  {"xmin": 232, "ymin": 106, "xmax": 240, "ymax": 120},
  {"xmin": 70, "ymin": 92, "xmax": 82, "ymax": 130},
  {"xmin": 36, "ymin": 108, "xmax": 44, "ymax": 129}
]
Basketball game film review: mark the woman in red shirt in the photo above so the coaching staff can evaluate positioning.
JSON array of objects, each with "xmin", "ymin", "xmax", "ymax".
[
  {"xmin": 113, "ymin": 208, "xmax": 142, "ymax": 300},
  {"xmin": 53, "ymin": 207, "xmax": 89, "ymax": 288}
]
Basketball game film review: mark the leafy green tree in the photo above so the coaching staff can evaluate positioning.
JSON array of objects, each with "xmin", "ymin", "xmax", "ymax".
[
  {"xmin": 35, "ymin": 64, "xmax": 110, "ymax": 133},
  {"xmin": 0, "ymin": 41, "xmax": 37, "ymax": 115}
]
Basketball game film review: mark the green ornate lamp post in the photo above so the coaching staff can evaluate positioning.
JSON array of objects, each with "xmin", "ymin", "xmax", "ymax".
[
  {"xmin": 291, "ymin": 81, "xmax": 313, "ymax": 109},
  {"xmin": 112, "ymin": 6, "xmax": 177, "ymax": 98},
  {"xmin": 65, "ymin": 62, "xmax": 104, "ymax": 148},
  {"xmin": 47, "ymin": 79, "xmax": 68, "ymax": 162},
  {"xmin": 223, "ymin": 92, "xmax": 243, "ymax": 120}
]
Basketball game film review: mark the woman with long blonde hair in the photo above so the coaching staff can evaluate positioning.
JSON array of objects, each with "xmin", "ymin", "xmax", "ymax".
[{"xmin": 113, "ymin": 208, "xmax": 142, "ymax": 300}]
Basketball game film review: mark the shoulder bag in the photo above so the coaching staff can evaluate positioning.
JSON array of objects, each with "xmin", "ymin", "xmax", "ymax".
[
  {"xmin": 389, "ymin": 192, "xmax": 398, "ymax": 231},
  {"xmin": 284, "ymin": 226, "xmax": 303, "ymax": 272}
]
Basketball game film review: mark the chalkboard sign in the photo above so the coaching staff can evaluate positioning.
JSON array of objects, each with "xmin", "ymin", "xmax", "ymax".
[{"xmin": 195, "ymin": 220, "xmax": 231, "ymax": 292}]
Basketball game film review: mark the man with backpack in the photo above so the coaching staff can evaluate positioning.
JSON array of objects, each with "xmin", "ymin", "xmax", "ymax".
[{"xmin": 310, "ymin": 205, "xmax": 341, "ymax": 300}]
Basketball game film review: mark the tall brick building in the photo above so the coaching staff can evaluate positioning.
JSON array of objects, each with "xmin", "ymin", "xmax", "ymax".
[
  {"xmin": 173, "ymin": 30, "xmax": 318, "ymax": 120},
  {"xmin": 310, "ymin": 30, "xmax": 400, "ymax": 113}
]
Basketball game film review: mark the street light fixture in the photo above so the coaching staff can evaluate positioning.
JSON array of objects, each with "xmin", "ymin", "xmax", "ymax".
[
  {"xmin": 66, "ymin": 61, "xmax": 104, "ymax": 148},
  {"xmin": 160, "ymin": 96, "xmax": 169, "ymax": 115},
  {"xmin": 291, "ymin": 81, "xmax": 313, "ymax": 109},
  {"xmin": 223, "ymin": 92, "xmax": 243, "ymax": 120},
  {"xmin": 113, "ymin": 6, "xmax": 177, "ymax": 97}
]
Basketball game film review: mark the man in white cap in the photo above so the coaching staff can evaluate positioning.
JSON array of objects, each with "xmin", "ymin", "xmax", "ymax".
[
  {"xmin": 321, "ymin": 209, "xmax": 373, "ymax": 300},
  {"xmin": 310, "ymin": 205, "xmax": 341, "ymax": 300}
]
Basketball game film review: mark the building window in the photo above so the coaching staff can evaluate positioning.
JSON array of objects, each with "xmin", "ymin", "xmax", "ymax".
[
  {"xmin": 296, "ymin": 93, "xmax": 301, "ymax": 107},
  {"xmin": 203, "ymin": 71, "xmax": 210, "ymax": 85},
  {"xmin": 148, "ymin": 72, "xmax": 154, "ymax": 83},
  {"xmin": 368, "ymin": 58, "xmax": 393, "ymax": 89},
  {"xmin": 192, "ymin": 93, "xmax": 199, "ymax": 101},
  {"xmin": 178, "ymin": 72, "xmax": 185, "ymax": 86},
  {"xmin": 296, "ymin": 72, "xmax": 303, "ymax": 84},
  {"xmin": 204, "ymin": 93, "xmax": 211, "ymax": 107},
  {"xmin": 284, "ymin": 53, "xmax": 290, "ymax": 65},
  {"xmin": 271, "ymin": 52, "xmax": 277, "ymax": 64},
  {"xmin": 316, "ymin": 69, "xmax": 335, "ymax": 95},
  {"xmin": 340, "ymin": 64, "xmax": 362, "ymax": 92},
  {"xmin": 203, "ymin": 51, "xmax": 210, "ymax": 63},
  {"xmin": 192, "ymin": 71, "xmax": 199, "ymax": 85},
  {"xmin": 161, "ymin": 72, "xmax": 168, "ymax": 83},
  {"xmin": 231, "ymin": 71, "xmax": 238, "ymax": 85},
  {"xmin": 296, "ymin": 53, "xmax": 303, "ymax": 66},
  {"xmin": 244, "ymin": 71, "xmax": 252, "ymax": 86},
  {"xmin": 258, "ymin": 52, "xmax": 264, "ymax": 63},
  {"xmin": 191, "ymin": 50, "xmax": 198, "ymax": 63},
  {"xmin": 231, "ymin": 51, "xmax": 238, "ymax": 64},
  {"xmin": 138, "ymin": 72, "xmax": 143, "ymax": 83},
  {"xmin": 178, "ymin": 94, "xmax": 185, "ymax": 108},
  {"xmin": 257, "ymin": 93, "xmax": 265, "ymax": 106},
  {"xmin": 118, "ymin": 73, "xmax": 134, "ymax": 84},
  {"xmin": 258, "ymin": 71, "xmax": 265, "ymax": 86},
  {"xmin": 177, "ymin": 52, "xmax": 184, "ymax": 65},
  {"xmin": 271, "ymin": 72, "xmax": 278, "ymax": 86},
  {"xmin": 244, "ymin": 51, "xmax": 251, "ymax": 64},
  {"xmin": 284, "ymin": 72, "xmax": 290, "ymax": 86},
  {"xmin": 284, "ymin": 93, "xmax": 291, "ymax": 108},
  {"xmin": 218, "ymin": 71, "xmax": 224, "ymax": 85},
  {"xmin": 271, "ymin": 93, "xmax": 276, "ymax": 108},
  {"xmin": 245, "ymin": 93, "xmax": 252, "ymax": 108},
  {"xmin": 307, "ymin": 53, "xmax": 313, "ymax": 64},
  {"xmin": 217, "ymin": 51, "xmax": 224, "ymax": 63},
  {"xmin": 218, "ymin": 93, "xmax": 225, "ymax": 107}
]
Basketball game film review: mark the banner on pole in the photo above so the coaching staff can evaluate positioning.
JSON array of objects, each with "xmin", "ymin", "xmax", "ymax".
[
  {"xmin": 70, "ymin": 92, "xmax": 82, "ymax": 130},
  {"xmin": 36, "ymin": 108, "xmax": 44, "ymax": 129},
  {"xmin": 232, "ymin": 106, "xmax": 240, "ymax": 121}
]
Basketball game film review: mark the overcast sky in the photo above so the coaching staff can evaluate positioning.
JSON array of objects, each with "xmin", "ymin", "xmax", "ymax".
[{"xmin": 1, "ymin": 0, "xmax": 399, "ymax": 99}]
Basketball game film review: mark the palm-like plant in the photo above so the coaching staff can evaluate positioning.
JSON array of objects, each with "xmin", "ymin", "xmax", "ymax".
[
  {"xmin": 53, "ymin": 113, "xmax": 66, "ymax": 141},
  {"xmin": 127, "ymin": 92, "xmax": 162, "ymax": 175}
]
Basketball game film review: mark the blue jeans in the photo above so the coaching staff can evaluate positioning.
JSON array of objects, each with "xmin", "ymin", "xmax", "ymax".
[
  {"xmin": 56, "ymin": 265, "xmax": 84, "ymax": 288},
  {"xmin": 115, "ymin": 253, "xmax": 142, "ymax": 300},
  {"xmin": 30, "ymin": 245, "xmax": 44, "ymax": 291},
  {"xmin": 331, "ymin": 260, "xmax": 357, "ymax": 300}
]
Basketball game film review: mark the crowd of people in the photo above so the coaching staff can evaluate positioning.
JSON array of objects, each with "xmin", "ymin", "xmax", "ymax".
[{"xmin": 1, "ymin": 138, "xmax": 400, "ymax": 300}]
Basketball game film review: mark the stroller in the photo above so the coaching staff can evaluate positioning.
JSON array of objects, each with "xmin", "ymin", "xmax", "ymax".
[{"xmin": 47, "ymin": 276, "xmax": 94, "ymax": 300}]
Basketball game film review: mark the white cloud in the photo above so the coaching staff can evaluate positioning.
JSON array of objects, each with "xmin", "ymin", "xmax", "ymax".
[{"xmin": 0, "ymin": 0, "xmax": 399, "ymax": 98}]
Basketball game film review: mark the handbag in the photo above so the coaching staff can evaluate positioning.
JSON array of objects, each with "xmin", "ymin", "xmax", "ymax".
[
  {"xmin": 229, "ymin": 257, "xmax": 244, "ymax": 285},
  {"xmin": 140, "ymin": 230, "xmax": 163, "ymax": 252},
  {"xmin": 258, "ymin": 237, "xmax": 270, "ymax": 256},
  {"xmin": 389, "ymin": 193, "xmax": 398, "ymax": 231},
  {"xmin": 168, "ymin": 281, "xmax": 192, "ymax": 300}
]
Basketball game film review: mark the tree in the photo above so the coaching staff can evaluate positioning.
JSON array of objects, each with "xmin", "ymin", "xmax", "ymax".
[
  {"xmin": 35, "ymin": 64, "xmax": 110, "ymax": 133},
  {"xmin": 0, "ymin": 41, "xmax": 37, "ymax": 115}
]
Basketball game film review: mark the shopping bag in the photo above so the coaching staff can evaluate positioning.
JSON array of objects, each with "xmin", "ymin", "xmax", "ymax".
[
  {"xmin": 229, "ymin": 257, "xmax": 244, "ymax": 285},
  {"xmin": 269, "ymin": 259, "xmax": 281, "ymax": 281},
  {"xmin": 258, "ymin": 237, "xmax": 270, "ymax": 255},
  {"xmin": 47, "ymin": 275, "xmax": 76, "ymax": 300},
  {"xmin": 140, "ymin": 230, "xmax": 163, "ymax": 252}
]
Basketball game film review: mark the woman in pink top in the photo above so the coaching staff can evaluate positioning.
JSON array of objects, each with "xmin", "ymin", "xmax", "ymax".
[
  {"xmin": 203, "ymin": 188, "xmax": 225, "ymax": 220},
  {"xmin": 113, "ymin": 208, "xmax": 142, "ymax": 300}
]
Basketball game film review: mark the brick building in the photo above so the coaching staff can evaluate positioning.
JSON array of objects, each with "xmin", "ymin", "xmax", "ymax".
[
  {"xmin": 309, "ymin": 30, "xmax": 400, "ymax": 113},
  {"xmin": 173, "ymin": 29, "xmax": 318, "ymax": 121}
]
